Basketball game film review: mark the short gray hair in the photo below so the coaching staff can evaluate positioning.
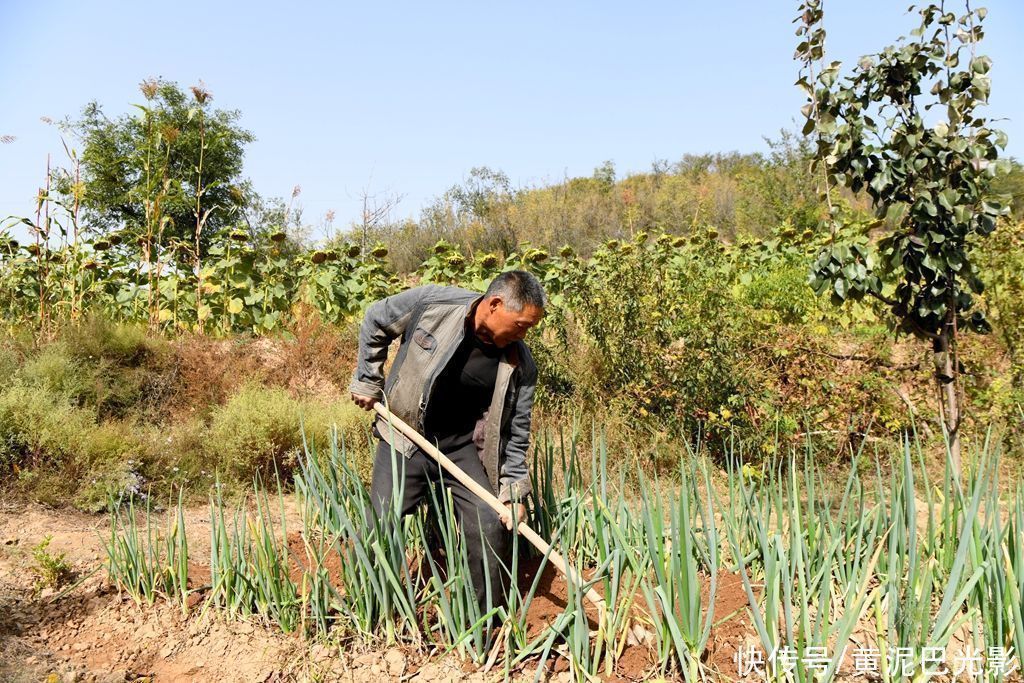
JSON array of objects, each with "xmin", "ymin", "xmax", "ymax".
[{"xmin": 484, "ymin": 270, "xmax": 547, "ymax": 312}]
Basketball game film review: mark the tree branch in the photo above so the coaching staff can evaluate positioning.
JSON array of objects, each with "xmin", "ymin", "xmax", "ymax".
[
  {"xmin": 866, "ymin": 289, "xmax": 898, "ymax": 307},
  {"xmin": 794, "ymin": 345, "xmax": 922, "ymax": 370}
]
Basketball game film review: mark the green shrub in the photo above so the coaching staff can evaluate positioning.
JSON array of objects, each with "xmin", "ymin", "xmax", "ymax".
[
  {"xmin": 0, "ymin": 342, "xmax": 21, "ymax": 392},
  {"xmin": 2, "ymin": 318, "xmax": 175, "ymax": 421},
  {"xmin": 74, "ymin": 419, "xmax": 148, "ymax": 511},
  {"xmin": 141, "ymin": 416, "xmax": 211, "ymax": 489},
  {"xmin": 0, "ymin": 382, "xmax": 92, "ymax": 472},
  {"xmin": 61, "ymin": 315, "xmax": 163, "ymax": 365},
  {"xmin": 49, "ymin": 317, "xmax": 174, "ymax": 419},
  {"xmin": 0, "ymin": 380, "xmax": 148, "ymax": 508},
  {"xmin": 91, "ymin": 362, "xmax": 168, "ymax": 420},
  {"xmin": 551, "ymin": 234, "xmax": 755, "ymax": 437},
  {"xmin": 207, "ymin": 383, "xmax": 369, "ymax": 482},
  {"xmin": 979, "ymin": 222, "xmax": 1024, "ymax": 403},
  {"xmin": 296, "ymin": 397, "xmax": 374, "ymax": 480},
  {"xmin": 19, "ymin": 344, "xmax": 92, "ymax": 404},
  {"xmin": 737, "ymin": 259, "xmax": 816, "ymax": 326}
]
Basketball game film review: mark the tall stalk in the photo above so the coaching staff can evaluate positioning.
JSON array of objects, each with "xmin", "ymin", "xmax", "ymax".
[{"xmin": 192, "ymin": 84, "xmax": 211, "ymax": 334}]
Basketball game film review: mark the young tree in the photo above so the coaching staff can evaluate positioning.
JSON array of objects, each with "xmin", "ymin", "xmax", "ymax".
[
  {"xmin": 422, "ymin": 166, "xmax": 518, "ymax": 254},
  {"xmin": 797, "ymin": 1, "xmax": 1011, "ymax": 476},
  {"xmin": 354, "ymin": 184, "xmax": 405, "ymax": 258},
  {"xmin": 73, "ymin": 78, "xmax": 254, "ymax": 259}
]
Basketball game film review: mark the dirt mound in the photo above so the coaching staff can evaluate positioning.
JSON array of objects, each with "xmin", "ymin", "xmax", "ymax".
[
  {"xmin": 285, "ymin": 531, "xmax": 348, "ymax": 589},
  {"xmin": 517, "ymin": 556, "xmax": 600, "ymax": 638}
]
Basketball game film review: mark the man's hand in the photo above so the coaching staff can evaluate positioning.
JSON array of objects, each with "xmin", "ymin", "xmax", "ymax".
[
  {"xmin": 499, "ymin": 503, "xmax": 527, "ymax": 531},
  {"xmin": 351, "ymin": 393, "xmax": 376, "ymax": 411}
]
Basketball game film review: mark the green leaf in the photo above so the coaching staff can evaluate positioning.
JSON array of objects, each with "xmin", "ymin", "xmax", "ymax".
[
  {"xmin": 229, "ymin": 272, "xmax": 251, "ymax": 288},
  {"xmin": 970, "ymin": 56, "xmax": 992, "ymax": 74},
  {"xmin": 937, "ymin": 189, "xmax": 957, "ymax": 211},
  {"xmin": 946, "ymin": 251, "xmax": 963, "ymax": 271},
  {"xmin": 834, "ymin": 278, "xmax": 848, "ymax": 301},
  {"xmin": 870, "ymin": 172, "xmax": 890, "ymax": 194}
]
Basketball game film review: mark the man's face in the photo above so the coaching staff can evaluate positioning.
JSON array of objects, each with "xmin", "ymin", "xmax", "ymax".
[{"xmin": 476, "ymin": 296, "xmax": 544, "ymax": 348}]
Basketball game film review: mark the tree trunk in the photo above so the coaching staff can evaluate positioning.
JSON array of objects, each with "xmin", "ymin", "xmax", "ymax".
[{"xmin": 932, "ymin": 331, "xmax": 961, "ymax": 480}]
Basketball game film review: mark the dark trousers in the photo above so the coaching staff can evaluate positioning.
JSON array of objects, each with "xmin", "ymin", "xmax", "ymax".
[{"xmin": 368, "ymin": 439, "xmax": 512, "ymax": 614}]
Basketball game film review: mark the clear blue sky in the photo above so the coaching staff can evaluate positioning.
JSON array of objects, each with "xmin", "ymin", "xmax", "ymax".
[{"xmin": 1, "ymin": 1, "xmax": 1021, "ymax": 243}]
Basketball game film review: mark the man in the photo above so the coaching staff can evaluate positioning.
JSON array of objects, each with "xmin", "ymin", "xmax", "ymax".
[{"xmin": 349, "ymin": 270, "xmax": 545, "ymax": 612}]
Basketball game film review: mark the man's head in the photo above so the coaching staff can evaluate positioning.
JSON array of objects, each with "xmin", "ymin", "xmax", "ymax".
[{"xmin": 473, "ymin": 270, "xmax": 546, "ymax": 348}]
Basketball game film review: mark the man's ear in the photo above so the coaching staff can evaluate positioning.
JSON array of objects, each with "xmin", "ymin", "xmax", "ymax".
[{"xmin": 488, "ymin": 296, "xmax": 503, "ymax": 312}]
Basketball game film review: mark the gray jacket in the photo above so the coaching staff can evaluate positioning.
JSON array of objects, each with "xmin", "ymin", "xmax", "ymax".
[{"xmin": 349, "ymin": 284, "xmax": 536, "ymax": 503}]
